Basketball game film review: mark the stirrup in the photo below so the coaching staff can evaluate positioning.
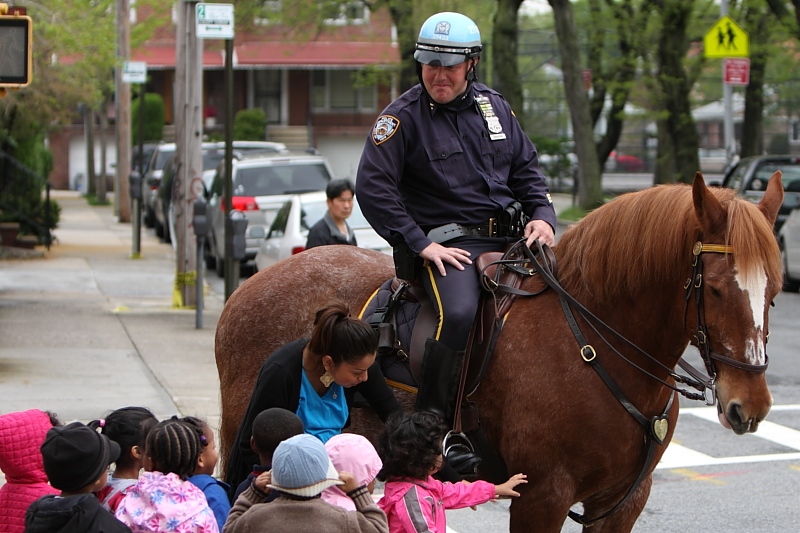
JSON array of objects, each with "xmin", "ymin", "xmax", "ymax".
[{"xmin": 444, "ymin": 430, "xmax": 482, "ymax": 476}]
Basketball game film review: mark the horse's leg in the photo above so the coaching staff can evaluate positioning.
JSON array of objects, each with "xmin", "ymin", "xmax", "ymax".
[
  {"xmin": 508, "ymin": 481, "xmax": 575, "ymax": 533},
  {"xmin": 579, "ymin": 475, "xmax": 653, "ymax": 533}
]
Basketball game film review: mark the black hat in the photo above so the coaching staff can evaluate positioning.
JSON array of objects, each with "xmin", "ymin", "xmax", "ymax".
[{"xmin": 40, "ymin": 421, "xmax": 121, "ymax": 492}]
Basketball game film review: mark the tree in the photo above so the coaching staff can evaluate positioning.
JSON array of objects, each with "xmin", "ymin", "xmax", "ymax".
[
  {"xmin": 548, "ymin": 0, "xmax": 603, "ymax": 209},
  {"xmin": 740, "ymin": 0, "xmax": 772, "ymax": 157},
  {"xmin": 493, "ymin": 0, "xmax": 525, "ymax": 128}
]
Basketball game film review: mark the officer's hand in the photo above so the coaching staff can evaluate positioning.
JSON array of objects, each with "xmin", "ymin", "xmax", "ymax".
[
  {"xmin": 524, "ymin": 219, "xmax": 555, "ymax": 248},
  {"xmin": 419, "ymin": 242, "xmax": 472, "ymax": 276}
]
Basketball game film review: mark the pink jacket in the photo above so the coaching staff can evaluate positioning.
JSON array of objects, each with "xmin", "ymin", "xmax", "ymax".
[
  {"xmin": 378, "ymin": 476, "xmax": 495, "ymax": 533},
  {"xmin": 116, "ymin": 471, "xmax": 219, "ymax": 533},
  {"xmin": 0, "ymin": 410, "xmax": 58, "ymax": 533}
]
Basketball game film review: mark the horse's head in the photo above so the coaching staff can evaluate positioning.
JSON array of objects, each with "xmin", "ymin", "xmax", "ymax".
[{"xmin": 690, "ymin": 172, "xmax": 783, "ymax": 434}]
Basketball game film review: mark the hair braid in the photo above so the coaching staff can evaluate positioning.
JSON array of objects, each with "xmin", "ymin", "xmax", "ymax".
[{"xmin": 146, "ymin": 418, "xmax": 202, "ymax": 479}]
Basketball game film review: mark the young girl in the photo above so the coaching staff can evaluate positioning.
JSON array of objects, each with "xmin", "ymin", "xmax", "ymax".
[
  {"xmin": 182, "ymin": 416, "xmax": 230, "ymax": 531},
  {"xmin": 0, "ymin": 409, "xmax": 60, "ymax": 533},
  {"xmin": 322, "ymin": 433, "xmax": 383, "ymax": 511},
  {"xmin": 89, "ymin": 406, "xmax": 158, "ymax": 513},
  {"xmin": 116, "ymin": 418, "xmax": 219, "ymax": 533},
  {"xmin": 377, "ymin": 411, "xmax": 527, "ymax": 533}
]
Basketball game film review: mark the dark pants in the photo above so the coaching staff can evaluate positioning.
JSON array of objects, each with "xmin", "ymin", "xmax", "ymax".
[{"xmin": 420, "ymin": 236, "xmax": 513, "ymax": 351}]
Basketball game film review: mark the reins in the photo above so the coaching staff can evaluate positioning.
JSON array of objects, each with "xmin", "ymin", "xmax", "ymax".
[{"xmin": 484, "ymin": 238, "xmax": 768, "ymax": 526}]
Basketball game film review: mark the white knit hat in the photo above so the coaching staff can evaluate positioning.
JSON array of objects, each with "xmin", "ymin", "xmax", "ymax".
[{"xmin": 268, "ymin": 434, "xmax": 344, "ymax": 498}]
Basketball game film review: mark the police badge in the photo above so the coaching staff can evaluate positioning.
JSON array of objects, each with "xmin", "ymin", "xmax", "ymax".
[{"xmin": 372, "ymin": 115, "xmax": 400, "ymax": 145}]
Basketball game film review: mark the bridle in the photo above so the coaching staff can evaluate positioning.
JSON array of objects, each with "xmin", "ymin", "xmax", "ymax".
[
  {"xmin": 496, "ymin": 239, "xmax": 770, "ymax": 525},
  {"xmin": 679, "ymin": 241, "xmax": 769, "ymax": 406}
]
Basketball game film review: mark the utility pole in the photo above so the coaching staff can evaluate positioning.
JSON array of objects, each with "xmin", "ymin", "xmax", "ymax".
[
  {"xmin": 116, "ymin": 0, "xmax": 132, "ymax": 222},
  {"xmin": 175, "ymin": 0, "xmax": 202, "ymax": 307}
]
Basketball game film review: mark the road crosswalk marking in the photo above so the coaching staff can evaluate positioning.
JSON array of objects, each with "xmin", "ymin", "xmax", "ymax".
[{"xmin": 657, "ymin": 404, "xmax": 800, "ymax": 469}]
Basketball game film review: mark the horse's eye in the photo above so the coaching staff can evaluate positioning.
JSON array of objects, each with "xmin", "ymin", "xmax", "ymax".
[{"xmin": 709, "ymin": 286, "xmax": 722, "ymax": 298}]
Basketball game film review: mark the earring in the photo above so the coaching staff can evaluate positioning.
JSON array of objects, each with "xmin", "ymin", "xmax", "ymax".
[{"xmin": 320, "ymin": 370, "xmax": 335, "ymax": 388}]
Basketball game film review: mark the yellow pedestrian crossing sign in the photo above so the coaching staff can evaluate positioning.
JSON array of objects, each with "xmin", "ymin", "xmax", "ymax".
[{"xmin": 704, "ymin": 15, "xmax": 749, "ymax": 58}]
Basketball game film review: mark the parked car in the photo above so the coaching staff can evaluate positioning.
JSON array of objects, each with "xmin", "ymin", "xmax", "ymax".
[
  {"xmin": 719, "ymin": 155, "xmax": 800, "ymax": 233},
  {"xmin": 254, "ymin": 192, "xmax": 391, "ymax": 272},
  {"xmin": 779, "ymin": 205, "xmax": 800, "ymax": 292},
  {"xmin": 142, "ymin": 142, "xmax": 177, "ymax": 228},
  {"xmin": 205, "ymin": 151, "xmax": 335, "ymax": 276},
  {"xmin": 605, "ymin": 151, "xmax": 645, "ymax": 173}
]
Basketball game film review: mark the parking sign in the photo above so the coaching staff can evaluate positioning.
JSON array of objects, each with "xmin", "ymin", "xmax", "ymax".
[{"xmin": 196, "ymin": 3, "xmax": 234, "ymax": 39}]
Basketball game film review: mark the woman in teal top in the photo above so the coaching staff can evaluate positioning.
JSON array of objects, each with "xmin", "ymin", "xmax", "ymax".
[{"xmin": 226, "ymin": 301, "xmax": 401, "ymax": 490}]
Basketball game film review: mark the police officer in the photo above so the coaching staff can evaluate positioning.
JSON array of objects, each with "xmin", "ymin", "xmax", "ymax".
[{"xmin": 356, "ymin": 12, "xmax": 556, "ymax": 427}]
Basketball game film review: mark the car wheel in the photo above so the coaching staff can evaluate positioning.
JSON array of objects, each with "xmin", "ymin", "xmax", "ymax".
[
  {"xmin": 144, "ymin": 206, "xmax": 155, "ymax": 228},
  {"xmin": 154, "ymin": 216, "xmax": 164, "ymax": 239},
  {"xmin": 782, "ymin": 245, "xmax": 800, "ymax": 293},
  {"xmin": 204, "ymin": 241, "xmax": 216, "ymax": 270}
]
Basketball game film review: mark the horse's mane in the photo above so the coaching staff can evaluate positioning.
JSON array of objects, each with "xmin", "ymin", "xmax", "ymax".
[{"xmin": 555, "ymin": 184, "xmax": 782, "ymax": 302}]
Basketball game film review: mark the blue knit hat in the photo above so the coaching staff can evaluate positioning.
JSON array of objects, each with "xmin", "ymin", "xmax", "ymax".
[{"xmin": 268, "ymin": 434, "xmax": 343, "ymax": 497}]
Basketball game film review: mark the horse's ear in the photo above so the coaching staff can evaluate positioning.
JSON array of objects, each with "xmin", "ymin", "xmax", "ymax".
[
  {"xmin": 758, "ymin": 171, "xmax": 784, "ymax": 227},
  {"xmin": 693, "ymin": 172, "xmax": 726, "ymax": 231}
]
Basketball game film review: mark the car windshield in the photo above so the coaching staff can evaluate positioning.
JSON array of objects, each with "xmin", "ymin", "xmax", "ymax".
[
  {"xmin": 234, "ymin": 163, "xmax": 331, "ymax": 196},
  {"xmin": 154, "ymin": 148, "xmax": 175, "ymax": 171},
  {"xmin": 298, "ymin": 197, "xmax": 373, "ymax": 231},
  {"xmin": 203, "ymin": 151, "xmax": 224, "ymax": 171},
  {"xmin": 749, "ymin": 162, "xmax": 800, "ymax": 191}
]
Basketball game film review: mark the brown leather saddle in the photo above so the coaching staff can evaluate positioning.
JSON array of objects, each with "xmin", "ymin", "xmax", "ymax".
[{"xmin": 363, "ymin": 241, "xmax": 555, "ymax": 431}]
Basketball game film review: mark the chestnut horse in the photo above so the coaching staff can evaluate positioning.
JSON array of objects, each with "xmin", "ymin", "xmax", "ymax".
[{"xmin": 215, "ymin": 174, "xmax": 783, "ymax": 532}]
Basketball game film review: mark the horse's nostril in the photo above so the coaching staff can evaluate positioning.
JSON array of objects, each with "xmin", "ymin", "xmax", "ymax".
[{"xmin": 727, "ymin": 402, "xmax": 748, "ymax": 434}]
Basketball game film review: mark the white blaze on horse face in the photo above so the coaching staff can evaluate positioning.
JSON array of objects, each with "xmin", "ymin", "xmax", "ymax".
[{"xmin": 734, "ymin": 266, "xmax": 768, "ymax": 365}]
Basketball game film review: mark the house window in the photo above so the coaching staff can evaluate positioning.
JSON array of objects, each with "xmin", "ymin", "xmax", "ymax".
[
  {"xmin": 322, "ymin": 1, "xmax": 368, "ymax": 26},
  {"xmin": 253, "ymin": 70, "xmax": 282, "ymax": 124},
  {"xmin": 312, "ymin": 70, "xmax": 376, "ymax": 112}
]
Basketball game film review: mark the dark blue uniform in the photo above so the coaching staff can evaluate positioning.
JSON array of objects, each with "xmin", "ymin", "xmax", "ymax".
[{"xmin": 356, "ymin": 82, "xmax": 555, "ymax": 351}]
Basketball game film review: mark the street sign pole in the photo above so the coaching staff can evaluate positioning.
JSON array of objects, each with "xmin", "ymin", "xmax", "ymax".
[{"xmin": 721, "ymin": 0, "xmax": 735, "ymax": 164}]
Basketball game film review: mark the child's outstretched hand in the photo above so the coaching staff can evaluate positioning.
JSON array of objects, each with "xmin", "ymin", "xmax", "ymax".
[
  {"xmin": 339, "ymin": 470, "xmax": 360, "ymax": 494},
  {"xmin": 494, "ymin": 473, "xmax": 527, "ymax": 498}
]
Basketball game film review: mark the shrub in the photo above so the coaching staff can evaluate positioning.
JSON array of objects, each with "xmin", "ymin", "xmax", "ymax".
[
  {"xmin": 233, "ymin": 108, "xmax": 267, "ymax": 141},
  {"xmin": 131, "ymin": 93, "xmax": 165, "ymax": 142}
]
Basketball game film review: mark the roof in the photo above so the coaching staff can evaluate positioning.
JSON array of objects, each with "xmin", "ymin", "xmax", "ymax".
[{"xmin": 129, "ymin": 41, "xmax": 399, "ymax": 70}]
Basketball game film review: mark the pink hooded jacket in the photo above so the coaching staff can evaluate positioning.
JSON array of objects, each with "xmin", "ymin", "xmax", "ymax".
[
  {"xmin": 321, "ymin": 433, "xmax": 383, "ymax": 511},
  {"xmin": 378, "ymin": 476, "xmax": 495, "ymax": 533},
  {"xmin": 0, "ymin": 409, "xmax": 58, "ymax": 533}
]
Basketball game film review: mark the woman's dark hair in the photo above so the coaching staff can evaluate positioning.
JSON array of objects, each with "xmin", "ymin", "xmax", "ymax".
[
  {"xmin": 45, "ymin": 411, "xmax": 62, "ymax": 427},
  {"xmin": 88, "ymin": 407, "xmax": 158, "ymax": 469},
  {"xmin": 308, "ymin": 301, "xmax": 378, "ymax": 365},
  {"xmin": 145, "ymin": 418, "xmax": 203, "ymax": 479},
  {"xmin": 377, "ymin": 411, "xmax": 446, "ymax": 481},
  {"xmin": 325, "ymin": 179, "xmax": 355, "ymax": 200}
]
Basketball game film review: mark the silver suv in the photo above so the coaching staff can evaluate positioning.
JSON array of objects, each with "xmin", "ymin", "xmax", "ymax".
[{"xmin": 204, "ymin": 151, "xmax": 334, "ymax": 276}]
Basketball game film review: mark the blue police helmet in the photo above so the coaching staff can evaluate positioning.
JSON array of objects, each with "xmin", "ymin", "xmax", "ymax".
[{"xmin": 414, "ymin": 12, "xmax": 482, "ymax": 67}]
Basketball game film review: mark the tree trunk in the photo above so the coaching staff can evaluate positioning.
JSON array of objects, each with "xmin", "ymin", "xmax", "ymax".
[
  {"xmin": 654, "ymin": 118, "xmax": 676, "ymax": 184},
  {"xmin": 655, "ymin": 0, "xmax": 699, "ymax": 184},
  {"xmin": 97, "ymin": 99, "xmax": 108, "ymax": 204},
  {"xmin": 493, "ymin": 0, "xmax": 525, "ymax": 129},
  {"xmin": 382, "ymin": 0, "xmax": 417, "ymax": 92},
  {"xmin": 548, "ymin": 0, "xmax": 603, "ymax": 209},
  {"xmin": 740, "ymin": 4, "xmax": 769, "ymax": 157},
  {"xmin": 86, "ymin": 107, "xmax": 96, "ymax": 196}
]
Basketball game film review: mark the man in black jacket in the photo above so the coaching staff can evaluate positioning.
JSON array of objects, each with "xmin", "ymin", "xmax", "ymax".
[{"xmin": 306, "ymin": 179, "xmax": 358, "ymax": 249}]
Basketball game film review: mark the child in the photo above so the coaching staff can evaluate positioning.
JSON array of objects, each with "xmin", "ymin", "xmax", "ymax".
[
  {"xmin": 25, "ymin": 421, "xmax": 131, "ymax": 533},
  {"xmin": 322, "ymin": 433, "xmax": 382, "ymax": 511},
  {"xmin": 89, "ymin": 407, "xmax": 158, "ymax": 512},
  {"xmin": 182, "ymin": 416, "xmax": 230, "ymax": 531},
  {"xmin": 115, "ymin": 418, "xmax": 219, "ymax": 533},
  {"xmin": 229, "ymin": 407, "xmax": 304, "ymax": 503},
  {"xmin": 0, "ymin": 410, "xmax": 60, "ymax": 533},
  {"xmin": 377, "ymin": 411, "xmax": 527, "ymax": 533},
  {"xmin": 224, "ymin": 433, "xmax": 388, "ymax": 533}
]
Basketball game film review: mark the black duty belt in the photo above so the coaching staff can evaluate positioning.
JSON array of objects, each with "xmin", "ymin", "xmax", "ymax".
[{"xmin": 427, "ymin": 219, "xmax": 500, "ymax": 243}]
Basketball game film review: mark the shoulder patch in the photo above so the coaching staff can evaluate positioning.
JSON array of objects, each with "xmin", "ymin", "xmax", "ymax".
[{"xmin": 372, "ymin": 115, "xmax": 400, "ymax": 145}]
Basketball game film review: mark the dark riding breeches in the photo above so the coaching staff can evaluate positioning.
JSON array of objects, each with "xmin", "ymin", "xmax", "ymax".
[{"xmin": 420, "ymin": 236, "xmax": 513, "ymax": 351}]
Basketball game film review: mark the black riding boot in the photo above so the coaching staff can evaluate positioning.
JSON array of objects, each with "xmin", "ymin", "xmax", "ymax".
[{"xmin": 415, "ymin": 338, "xmax": 481, "ymax": 477}]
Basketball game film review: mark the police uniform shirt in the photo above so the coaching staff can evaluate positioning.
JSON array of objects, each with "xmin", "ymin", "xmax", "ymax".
[{"xmin": 356, "ymin": 82, "xmax": 556, "ymax": 255}]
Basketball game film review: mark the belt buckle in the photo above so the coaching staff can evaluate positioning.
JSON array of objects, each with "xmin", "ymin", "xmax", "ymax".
[{"xmin": 488, "ymin": 218, "xmax": 497, "ymax": 237}]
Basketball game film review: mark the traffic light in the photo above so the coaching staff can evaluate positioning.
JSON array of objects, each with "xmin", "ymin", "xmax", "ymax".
[{"xmin": 0, "ymin": 7, "xmax": 33, "ymax": 89}]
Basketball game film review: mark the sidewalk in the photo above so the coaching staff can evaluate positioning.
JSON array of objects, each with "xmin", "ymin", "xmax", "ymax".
[{"xmin": 0, "ymin": 191, "xmax": 224, "ymax": 432}]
